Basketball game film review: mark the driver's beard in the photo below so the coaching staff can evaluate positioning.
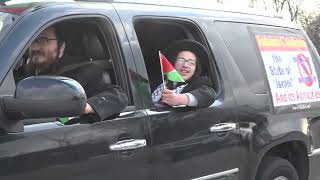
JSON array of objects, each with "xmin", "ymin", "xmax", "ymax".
[{"xmin": 33, "ymin": 55, "xmax": 60, "ymax": 75}]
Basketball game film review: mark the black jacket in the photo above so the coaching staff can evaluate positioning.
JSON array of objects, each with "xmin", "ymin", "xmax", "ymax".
[
  {"xmin": 182, "ymin": 76, "xmax": 216, "ymax": 108},
  {"xmin": 168, "ymin": 76, "xmax": 216, "ymax": 108},
  {"xmin": 22, "ymin": 56, "xmax": 128, "ymax": 122}
]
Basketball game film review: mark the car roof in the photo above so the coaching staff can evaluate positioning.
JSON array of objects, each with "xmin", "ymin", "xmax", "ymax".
[
  {"xmin": 1, "ymin": 0, "xmax": 297, "ymax": 29},
  {"xmin": 115, "ymin": 0, "xmax": 283, "ymax": 18},
  {"xmin": 2, "ymin": 0, "xmax": 281, "ymax": 18}
]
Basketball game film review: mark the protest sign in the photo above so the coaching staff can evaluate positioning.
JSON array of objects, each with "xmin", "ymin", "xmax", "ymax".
[{"xmin": 256, "ymin": 35, "xmax": 320, "ymax": 107}]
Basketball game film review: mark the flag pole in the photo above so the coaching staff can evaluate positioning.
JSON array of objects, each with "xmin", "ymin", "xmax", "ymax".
[{"xmin": 159, "ymin": 51, "xmax": 166, "ymax": 89}]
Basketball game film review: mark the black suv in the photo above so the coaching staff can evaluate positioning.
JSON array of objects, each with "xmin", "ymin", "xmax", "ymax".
[{"xmin": 0, "ymin": 1, "xmax": 320, "ymax": 180}]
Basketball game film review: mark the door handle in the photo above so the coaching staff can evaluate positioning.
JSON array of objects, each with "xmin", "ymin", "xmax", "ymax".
[
  {"xmin": 210, "ymin": 123, "xmax": 236, "ymax": 133},
  {"xmin": 109, "ymin": 139, "xmax": 147, "ymax": 151}
]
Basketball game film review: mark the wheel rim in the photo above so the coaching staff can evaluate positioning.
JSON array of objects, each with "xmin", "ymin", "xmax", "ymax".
[{"xmin": 274, "ymin": 176, "xmax": 289, "ymax": 180}]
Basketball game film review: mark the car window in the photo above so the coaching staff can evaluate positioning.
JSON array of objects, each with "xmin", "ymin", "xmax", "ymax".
[
  {"xmin": 14, "ymin": 19, "xmax": 116, "ymax": 82},
  {"xmin": 215, "ymin": 22, "xmax": 267, "ymax": 94},
  {"xmin": 13, "ymin": 17, "xmax": 132, "ymax": 125},
  {"xmin": 6, "ymin": 0, "xmax": 73, "ymax": 5},
  {"xmin": 250, "ymin": 25, "xmax": 320, "ymax": 111},
  {"xmin": 134, "ymin": 18, "xmax": 218, "ymax": 109},
  {"xmin": 215, "ymin": 22, "xmax": 303, "ymax": 95}
]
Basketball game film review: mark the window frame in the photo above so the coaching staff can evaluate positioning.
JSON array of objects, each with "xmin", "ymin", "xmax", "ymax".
[
  {"xmin": 10, "ymin": 15, "xmax": 134, "ymax": 125},
  {"xmin": 133, "ymin": 16, "xmax": 220, "ymax": 109}
]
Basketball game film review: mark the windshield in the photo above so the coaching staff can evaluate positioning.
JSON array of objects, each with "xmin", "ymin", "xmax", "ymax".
[
  {"xmin": 0, "ymin": 12, "xmax": 17, "ymax": 37},
  {"xmin": 5, "ymin": 0, "xmax": 73, "ymax": 4},
  {"xmin": 0, "ymin": 0, "xmax": 74, "ymax": 38}
]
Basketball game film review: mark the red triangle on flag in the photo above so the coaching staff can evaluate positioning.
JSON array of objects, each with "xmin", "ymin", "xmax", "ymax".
[{"xmin": 159, "ymin": 53, "xmax": 175, "ymax": 73}]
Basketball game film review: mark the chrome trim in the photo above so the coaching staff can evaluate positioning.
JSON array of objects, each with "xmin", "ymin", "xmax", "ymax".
[
  {"xmin": 145, "ymin": 109, "xmax": 170, "ymax": 115},
  {"xmin": 210, "ymin": 123, "xmax": 236, "ymax": 133},
  {"xmin": 191, "ymin": 168, "xmax": 239, "ymax": 180},
  {"xmin": 239, "ymin": 127, "xmax": 253, "ymax": 133},
  {"xmin": 24, "ymin": 122, "xmax": 62, "ymax": 132},
  {"xmin": 109, "ymin": 139, "xmax": 147, "ymax": 151},
  {"xmin": 309, "ymin": 148, "xmax": 320, "ymax": 157},
  {"xmin": 119, "ymin": 111, "xmax": 135, "ymax": 116},
  {"xmin": 118, "ymin": 109, "xmax": 145, "ymax": 117}
]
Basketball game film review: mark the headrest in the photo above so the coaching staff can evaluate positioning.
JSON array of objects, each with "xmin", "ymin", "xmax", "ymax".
[{"xmin": 82, "ymin": 26, "xmax": 107, "ymax": 60}]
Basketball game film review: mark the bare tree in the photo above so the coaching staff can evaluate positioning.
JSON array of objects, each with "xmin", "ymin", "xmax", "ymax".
[
  {"xmin": 249, "ymin": 0, "xmax": 270, "ymax": 10},
  {"xmin": 249, "ymin": 0, "xmax": 255, "ymax": 8},
  {"xmin": 286, "ymin": 0, "xmax": 304, "ymax": 21},
  {"xmin": 298, "ymin": 10, "xmax": 313, "ymax": 29},
  {"xmin": 305, "ymin": 14, "xmax": 320, "ymax": 53},
  {"xmin": 273, "ymin": 0, "xmax": 287, "ymax": 12},
  {"xmin": 248, "ymin": 0, "xmax": 306, "ymax": 22}
]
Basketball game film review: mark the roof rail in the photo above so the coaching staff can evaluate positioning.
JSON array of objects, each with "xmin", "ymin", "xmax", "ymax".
[
  {"xmin": 74, "ymin": 0, "xmax": 283, "ymax": 19},
  {"xmin": 114, "ymin": 0, "xmax": 283, "ymax": 19},
  {"xmin": 74, "ymin": 0, "xmax": 113, "ymax": 2}
]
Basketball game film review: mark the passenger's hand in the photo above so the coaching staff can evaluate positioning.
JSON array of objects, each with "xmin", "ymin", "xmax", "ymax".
[
  {"xmin": 83, "ymin": 103, "xmax": 95, "ymax": 114},
  {"xmin": 161, "ymin": 89, "xmax": 189, "ymax": 106}
]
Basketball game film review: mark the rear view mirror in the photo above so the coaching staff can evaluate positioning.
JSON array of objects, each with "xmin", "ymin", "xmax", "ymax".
[{"xmin": 2, "ymin": 76, "xmax": 86, "ymax": 120}]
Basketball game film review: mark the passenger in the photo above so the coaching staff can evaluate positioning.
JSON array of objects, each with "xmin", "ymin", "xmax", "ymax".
[
  {"xmin": 23, "ymin": 25, "xmax": 128, "ymax": 123},
  {"xmin": 152, "ymin": 39, "xmax": 216, "ymax": 108}
]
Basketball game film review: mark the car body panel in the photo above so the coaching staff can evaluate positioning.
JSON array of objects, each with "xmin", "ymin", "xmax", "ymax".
[
  {"xmin": 0, "ymin": 1, "xmax": 319, "ymax": 180},
  {"xmin": 0, "ymin": 3, "xmax": 152, "ymax": 180}
]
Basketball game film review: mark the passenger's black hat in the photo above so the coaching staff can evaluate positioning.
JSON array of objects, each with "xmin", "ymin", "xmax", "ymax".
[{"xmin": 163, "ymin": 39, "xmax": 210, "ymax": 80}]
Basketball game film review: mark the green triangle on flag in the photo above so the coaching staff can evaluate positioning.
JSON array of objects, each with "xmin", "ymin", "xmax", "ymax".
[{"xmin": 58, "ymin": 117, "xmax": 71, "ymax": 124}]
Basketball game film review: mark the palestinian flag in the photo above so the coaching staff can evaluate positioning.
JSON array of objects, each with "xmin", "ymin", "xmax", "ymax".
[
  {"xmin": 58, "ymin": 117, "xmax": 71, "ymax": 124},
  {"xmin": 159, "ymin": 52, "xmax": 185, "ymax": 83}
]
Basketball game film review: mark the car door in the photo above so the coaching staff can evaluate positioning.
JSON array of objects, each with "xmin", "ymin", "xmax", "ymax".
[
  {"xmin": 145, "ymin": 105, "xmax": 241, "ymax": 180},
  {"xmin": 143, "ymin": 51, "xmax": 241, "ymax": 179},
  {"xmin": 113, "ymin": 3, "xmax": 243, "ymax": 180},
  {"xmin": 0, "ymin": 3, "xmax": 152, "ymax": 180}
]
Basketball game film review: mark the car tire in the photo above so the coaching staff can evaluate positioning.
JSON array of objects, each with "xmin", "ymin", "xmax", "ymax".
[{"xmin": 256, "ymin": 156, "xmax": 299, "ymax": 180}]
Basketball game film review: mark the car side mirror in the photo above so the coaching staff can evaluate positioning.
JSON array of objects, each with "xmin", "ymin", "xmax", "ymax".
[{"xmin": 1, "ymin": 76, "xmax": 86, "ymax": 120}]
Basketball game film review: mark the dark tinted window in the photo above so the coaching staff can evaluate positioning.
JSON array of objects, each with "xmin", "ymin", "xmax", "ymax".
[{"xmin": 215, "ymin": 21, "xmax": 302, "ymax": 94}]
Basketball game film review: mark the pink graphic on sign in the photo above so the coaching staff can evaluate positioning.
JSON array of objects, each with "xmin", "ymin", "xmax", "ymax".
[{"xmin": 296, "ymin": 54, "xmax": 316, "ymax": 87}]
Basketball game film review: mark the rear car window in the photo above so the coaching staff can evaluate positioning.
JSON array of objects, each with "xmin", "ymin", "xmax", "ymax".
[
  {"xmin": 216, "ymin": 21, "xmax": 320, "ymax": 112},
  {"xmin": 215, "ymin": 21, "xmax": 267, "ymax": 94},
  {"xmin": 250, "ymin": 27, "xmax": 320, "ymax": 113},
  {"xmin": 215, "ymin": 22, "xmax": 304, "ymax": 95},
  {"xmin": 254, "ymin": 35, "xmax": 319, "ymax": 107}
]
